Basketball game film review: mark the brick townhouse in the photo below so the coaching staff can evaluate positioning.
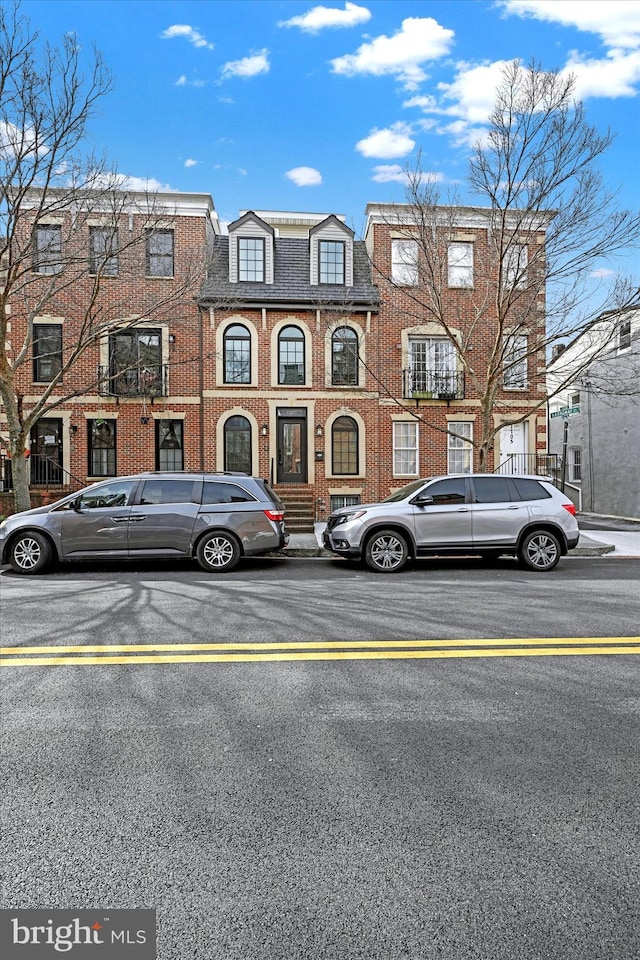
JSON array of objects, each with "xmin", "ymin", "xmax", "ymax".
[{"xmin": 1, "ymin": 190, "xmax": 549, "ymax": 528}]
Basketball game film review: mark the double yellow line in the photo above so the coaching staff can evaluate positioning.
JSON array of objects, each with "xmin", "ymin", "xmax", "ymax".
[{"xmin": 1, "ymin": 637, "xmax": 639, "ymax": 667}]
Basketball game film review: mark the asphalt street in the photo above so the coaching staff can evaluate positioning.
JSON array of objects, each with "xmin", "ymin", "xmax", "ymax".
[{"xmin": 1, "ymin": 558, "xmax": 639, "ymax": 960}]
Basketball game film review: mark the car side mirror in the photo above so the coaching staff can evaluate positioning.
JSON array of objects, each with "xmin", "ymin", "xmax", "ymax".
[{"xmin": 413, "ymin": 494, "xmax": 434, "ymax": 506}]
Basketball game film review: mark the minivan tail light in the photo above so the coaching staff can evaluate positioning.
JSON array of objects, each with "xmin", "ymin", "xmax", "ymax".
[
  {"xmin": 562, "ymin": 503, "xmax": 577, "ymax": 516},
  {"xmin": 264, "ymin": 509, "xmax": 285, "ymax": 523}
]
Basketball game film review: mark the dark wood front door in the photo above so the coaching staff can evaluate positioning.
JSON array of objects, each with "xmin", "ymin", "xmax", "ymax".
[{"xmin": 277, "ymin": 416, "xmax": 307, "ymax": 483}]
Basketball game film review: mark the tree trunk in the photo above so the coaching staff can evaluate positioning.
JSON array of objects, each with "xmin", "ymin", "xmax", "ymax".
[{"xmin": 9, "ymin": 434, "xmax": 31, "ymax": 513}]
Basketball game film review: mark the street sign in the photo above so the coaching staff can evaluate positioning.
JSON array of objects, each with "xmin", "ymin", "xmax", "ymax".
[{"xmin": 550, "ymin": 405, "xmax": 580, "ymax": 418}]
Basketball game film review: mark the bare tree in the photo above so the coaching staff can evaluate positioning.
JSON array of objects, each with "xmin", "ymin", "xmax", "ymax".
[
  {"xmin": 0, "ymin": 4, "xmax": 207, "ymax": 511},
  {"xmin": 371, "ymin": 60, "xmax": 640, "ymax": 469}
]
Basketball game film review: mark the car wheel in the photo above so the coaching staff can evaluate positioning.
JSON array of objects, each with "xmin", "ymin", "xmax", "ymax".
[
  {"xmin": 196, "ymin": 531, "xmax": 241, "ymax": 572},
  {"xmin": 9, "ymin": 531, "xmax": 52, "ymax": 575},
  {"xmin": 365, "ymin": 529, "xmax": 409, "ymax": 573},
  {"xmin": 518, "ymin": 529, "xmax": 561, "ymax": 572}
]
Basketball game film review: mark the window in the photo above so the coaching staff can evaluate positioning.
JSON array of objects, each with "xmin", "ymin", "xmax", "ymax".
[
  {"xmin": 140, "ymin": 479, "xmax": 197, "ymax": 504},
  {"xmin": 332, "ymin": 327, "xmax": 358, "ymax": 386},
  {"xmin": 108, "ymin": 328, "xmax": 163, "ymax": 396},
  {"xmin": 155, "ymin": 420, "xmax": 183, "ymax": 471},
  {"xmin": 319, "ymin": 240, "xmax": 344, "ymax": 284},
  {"xmin": 503, "ymin": 334, "xmax": 528, "ymax": 389},
  {"xmin": 330, "ymin": 494, "xmax": 361, "ymax": 512},
  {"xmin": 393, "ymin": 422, "xmax": 418, "ymax": 476},
  {"xmin": 88, "ymin": 419, "xmax": 116, "ymax": 477},
  {"xmin": 34, "ymin": 225, "xmax": 62, "ymax": 274},
  {"xmin": 202, "ymin": 481, "xmax": 256, "ymax": 504},
  {"xmin": 30, "ymin": 418, "xmax": 63, "ymax": 485},
  {"xmin": 409, "ymin": 338, "xmax": 457, "ymax": 397},
  {"xmin": 511, "ymin": 478, "xmax": 551, "ymax": 501},
  {"xmin": 472, "ymin": 476, "xmax": 513, "ymax": 503},
  {"xmin": 224, "ymin": 324, "xmax": 251, "ymax": 384},
  {"xmin": 391, "ymin": 239, "xmax": 418, "ymax": 285},
  {"xmin": 76, "ymin": 479, "xmax": 137, "ymax": 510},
  {"xmin": 503, "ymin": 244, "xmax": 528, "ymax": 288},
  {"xmin": 619, "ymin": 317, "xmax": 632, "ymax": 351},
  {"xmin": 146, "ymin": 229, "xmax": 174, "ymax": 277},
  {"xmin": 238, "ymin": 237, "xmax": 264, "ymax": 281},
  {"xmin": 224, "ymin": 416, "xmax": 252, "ymax": 474},
  {"xmin": 423, "ymin": 477, "xmax": 467, "ymax": 505},
  {"xmin": 33, "ymin": 324, "xmax": 62, "ymax": 382},
  {"xmin": 569, "ymin": 391, "xmax": 580, "ymax": 407},
  {"xmin": 569, "ymin": 448, "xmax": 582, "ymax": 483},
  {"xmin": 447, "ymin": 422, "xmax": 473, "ymax": 474},
  {"xmin": 447, "ymin": 242, "xmax": 473, "ymax": 287},
  {"xmin": 89, "ymin": 227, "xmax": 118, "ymax": 276},
  {"xmin": 278, "ymin": 325, "xmax": 305, "ymax": 384},
  {"xmin": 332, "ymin": 416, "xmax": 358, "ymax": 475}
]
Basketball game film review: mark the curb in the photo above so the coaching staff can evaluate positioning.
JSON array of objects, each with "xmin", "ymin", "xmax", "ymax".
[{"xmin": 276, "ymin": 545, "xmax": 618, "ymax": 559}]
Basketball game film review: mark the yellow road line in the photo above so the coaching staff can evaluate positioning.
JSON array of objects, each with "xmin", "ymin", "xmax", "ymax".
[
  {"xmin": 2, "ymin": 636, "xmax": 638, "ymax": 656},
  {"xmin": 1, "ymin": 644, "xmax": 639, "ymax": 666}
]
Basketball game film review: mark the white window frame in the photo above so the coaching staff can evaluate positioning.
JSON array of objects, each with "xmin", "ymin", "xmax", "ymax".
[
  {"xmin": 447, "ymin": 422, "xmax": 473, "ymax": 474},
  {"xmin": 447, "ymin": 242, "xmax": 473, "ymax": 288},
  {"xmin": 503, "ymin": 243, "xmax": 528, "ymax": 289},
  {"xmin": 569, "ymin": 447, "xmax": 582, "ymax": 483},
  {"xmin": 503, "ymin": 334, "xmax": 528, "ymax": 390},
  {"xmin": 618, "ymin": 318, "xmax": 632, "ymax": 351},
  {"xmin": 409, "ymin": 337, "xmax": 456, "ymax": 396},
  {"xmin": 393, "ymin": 421, "xmax": 418, "ymax": 477},
  {"xmin": 391, "ymin": 239, "xmax": 418, "ymax": 285}
]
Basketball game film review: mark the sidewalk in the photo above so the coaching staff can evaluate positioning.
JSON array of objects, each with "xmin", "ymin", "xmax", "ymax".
[{"xmin": 282, "ymin": 524, "xmax": 640, "ymax": 558}]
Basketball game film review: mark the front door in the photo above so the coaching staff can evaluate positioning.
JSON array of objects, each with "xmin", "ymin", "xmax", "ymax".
[
  {"xmin": 30, "ymin": 418, "xmax": 63, "ymax": 485},
  {"xmin": 277, "ymin": 413, "xmax": 307, "ymax": 483},
  {"xmin": 496, "ymin": 422, "xmax": 528, "ymax": 473}
]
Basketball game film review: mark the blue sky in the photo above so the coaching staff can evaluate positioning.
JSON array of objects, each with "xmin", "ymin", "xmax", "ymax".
[{"xmin": 19, "ymin": 0, "xmax": 640, "ymax": 250}]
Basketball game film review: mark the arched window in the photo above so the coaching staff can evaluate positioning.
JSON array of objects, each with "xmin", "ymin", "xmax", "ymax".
[
  {"xmin": 224, "ymin": 416, "xmax": 252, "ymax": 474},
  {"xmin": 332, "ymin": 327, "xmax": 358, "ymax": 386},
  {"xmin": 278, "ymin": 325, "xmax": 305, "ymax": 384},
  {"xmin": 332, "ymin": 416, "xmax": 358, "ymax": 475},
  {"xmin": 223, "ymin": 324, "xmax": 251, "ymax": 384}
]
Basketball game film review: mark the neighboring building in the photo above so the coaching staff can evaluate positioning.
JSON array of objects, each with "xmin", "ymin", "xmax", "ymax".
[
  {"xmin": 547, "ymin": 306, "xmax": 640, "ymax": 518},
  {"xmin": 1, "ymin": 193, "xmax": 551, "ymax": 528}
]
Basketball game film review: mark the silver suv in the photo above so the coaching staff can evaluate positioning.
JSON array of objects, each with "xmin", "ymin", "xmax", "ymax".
[
  {"xmin": 0, "ymin": 472, "xmax": 288, "ymax": 575},
  {"xmin": 323, "ymin": 474, "xmax": 579, "ymax": 573}
]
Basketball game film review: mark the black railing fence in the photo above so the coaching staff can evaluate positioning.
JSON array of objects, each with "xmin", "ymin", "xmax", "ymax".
[{"xmin": 403, "ymin": 368, "xmax": 465, "ymax": 400}]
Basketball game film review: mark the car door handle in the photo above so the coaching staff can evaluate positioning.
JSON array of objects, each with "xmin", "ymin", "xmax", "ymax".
[
  {"xmin": 507, "ymin": 505, "xmax": 520, "ymax": 509},
  {"xmin": 457, "ymin": 508, "xmax": 470, "ymax": 512},
  {"xmin": 111, "ymin": 516, "xmax": 130, "ymax": 523},
  {"xmin": 129, "ymin": 514, "xmax": 147, "ymax": 521}
]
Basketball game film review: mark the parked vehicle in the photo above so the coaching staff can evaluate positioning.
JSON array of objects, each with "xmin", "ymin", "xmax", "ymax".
[
  {"xmin": 0, "ymin": 473, "xmax": 288, "ymax": 574},
  {"xmin": 323, "ymin": 474, "xmax": 579, "ymax": 573}
]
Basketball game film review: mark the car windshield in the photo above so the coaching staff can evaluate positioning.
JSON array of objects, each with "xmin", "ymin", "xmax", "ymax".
[{"xmin": 382, "ymin": 478, "xmax": 432, "ymax": 502}]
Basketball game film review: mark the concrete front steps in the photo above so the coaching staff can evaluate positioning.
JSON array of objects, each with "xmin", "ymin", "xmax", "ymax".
[{"xmin": 275, "ymin": 485, "xmax": 316, "ymax": 533}]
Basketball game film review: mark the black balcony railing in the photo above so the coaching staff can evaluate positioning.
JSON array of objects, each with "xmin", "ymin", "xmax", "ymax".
[
  {"xmin": 403, "ymin": 369, "xmax": 465, "ymax": 400},
  {"xmin": 1, "ymin": 454, "xmax": 84, "ymax": 492},
  {"xmin": 495, "ymin": 453, "xmax": 560, "ymax": 477},
  {"xmin": 98, "ymin": 364, "xmax": 168, "ymax": 397}
]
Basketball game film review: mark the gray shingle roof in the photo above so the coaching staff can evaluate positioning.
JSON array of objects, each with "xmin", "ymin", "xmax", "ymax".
[{"xmin": 199, "ymin": 237, "xmax": 379, "ymax": 310}]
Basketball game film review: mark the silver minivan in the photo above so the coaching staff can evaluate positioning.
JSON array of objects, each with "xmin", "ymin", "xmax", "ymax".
[
  {"xmin": 323, "ymin": 474, "xmax": 580, "ymax": 572},
  {"xmin": 0, "ymin": 472, "xmax": 288, "ymax": 574}
]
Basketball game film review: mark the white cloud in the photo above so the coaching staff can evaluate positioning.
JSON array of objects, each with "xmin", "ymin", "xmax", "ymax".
[
  {"xmin": 221, "ymin": 49, "xmax": 270, "ymax": 79},
  {"xmin": 286, "ymin": 166, "xmax": 323, "ymax": 186},
  {"xmin": 371, "ymin": 165, "xmax": 443, "ymax": 185},
  {"xmin": 279, "ymin": 2, "xmax": 371, "ymax": 34},
  {"xmin": 331, "ymin": 17, "xmax": 454, "ymax": 91},
  {"xmin": 108, "ymin": 174, "xmax": 175, "ymax": 192},
  {"xmin": 175, "ymin": 75, "xmax": 206, "ymax": 88},
  {"xmin": 184, "ymin": 159, "xmax": 198, "ymax": 168},
  {"xmin": 402, "ymin": 94, "xmax": 438, "ymax": 111},
  {"xmin": 590, "ymin": 267, "xmax": 617, "ymax": 279},
  {"xmin": 499, "ymin": 1, "xmax": 640, "ymax": 51},
  {"xmin": 562, "ymin": 49, "xmax": 640, "ymax": 99},
  {"xmin": 161, "ymin": 24, "xmax": 214, "ymax": 50},
  {"xmin": 356, "ymin": 123, "xmax": 415, "ymax": 159}
]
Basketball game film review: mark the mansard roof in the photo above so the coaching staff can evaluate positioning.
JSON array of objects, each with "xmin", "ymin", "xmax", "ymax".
[{"xmin": 200, "ymin": 235, "xmax": 379, "ymax": 311}]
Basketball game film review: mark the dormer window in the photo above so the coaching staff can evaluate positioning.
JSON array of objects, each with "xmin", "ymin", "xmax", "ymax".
[
  {"xmin": 319, "ymin": 240, "xmax": 344, "ymax": 284},
  {"xmin": 238, "ymin": 237, "xmax": 264, "ymax": 282}
]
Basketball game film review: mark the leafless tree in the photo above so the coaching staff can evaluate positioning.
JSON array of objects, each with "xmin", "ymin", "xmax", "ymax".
[
  {"xmin": 0, "ymin": 3, "xmax": 207, "ymax": 511},
  {"xmin": 372, "ymin": 60, "xmax": 640, "ymax": 469}
]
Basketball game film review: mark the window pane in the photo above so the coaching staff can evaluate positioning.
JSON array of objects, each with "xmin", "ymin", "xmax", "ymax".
[
  {"xmin": 202, "ymin": 481, "xmax": 256, "ymax": 504},
  {"xmin": 319, "ymin": 241, "xmax": 344, "ymax": 284},
  {"xmin": 88, "ymin": 419, "xmax": 116, "ymax": 476},
  {"xmin": 279, "ymin": 326, "xmax": 304, "ymax": 384},
  {"xmin": 330, "ymin": 494, "xmax": 361, "ymax": 511},
  {"xmin": 332, "ymin": 416, "xmax": 358, "ymax": 475},
  {"xmin": 447, "ymin": 422, "xmax": 473, "ymax": 474},
  {"xmin": 512, "ymin": 478, "xmax": 551, "ymax": 501},
  {"xmin": 391, "ymin": 240, "xmax": 418, "ymax": 285},
  {"xmin": 503, "ymin": 244, "xmax": 527, "ymax": 288},
  {"xmin": 238, "ymin": 238, "xmax": 264, "ymax": 281},
  {"xmin": 110, "ymin": 328, "xmax": 163, "ymax": 396},
  {"xmin": 34, "ymin": 226, "xmax": 62, "ymax": 274},
  {"xmin": 224, "ymin": 324, "xmax": 251, "ymax": 383},
  {"xmin": 393, "ymin": 422, "xmax": 418, "ymax": 476},
  {"xmin": 89, "ymin": 227, "xmax": 118, "ymax": 276},
  {"xmin": 424, "ymin": 477, "xmax": 467, "ymax": 504},
  {"xmin": 447, "ymin": 243, "xmax": 473, "ymax": 287},
  {"xmin": 146, "ymin": 230, "xmax": 174, "ymax": 276},
  {"xmin": 472, "ymin": 477, "xmax": 513, "ymax": 503},
  {"xmin": 332, "ymin": 327, "xmax": 358, "ymax": 386},
  {"xmin": 78, "ymin": 480, "xmax": 136, "ymax": 509},
  {"xmin": 224, "ymin": 416, "xmax": 252, "ymax": 473},
  {"xmin": 33, "ymin": 324, "xmax": 63, "ymax": 382},
  {"xmin": 409, "ymin": 338, "xmax": 456, "ymax": 394},
  {"xmin": 504, "ymin": 335, "xmax": 528, "ymax": 389},
  {"xmin": 140, "ymin": 479, "xmax": 197, "ymax": 504},
  {"xmin": 156, "ymin": 420, "xmax": 183, "ymax": 471}
]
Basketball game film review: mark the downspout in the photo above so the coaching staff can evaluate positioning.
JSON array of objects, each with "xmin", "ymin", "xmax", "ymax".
[{"xmin": 198, "ymin": 304, "xmax": 205, "ymax": 471}]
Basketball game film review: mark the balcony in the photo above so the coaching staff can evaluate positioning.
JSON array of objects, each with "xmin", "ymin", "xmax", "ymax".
[
  {"xmin": 98, "ymin": 364, "xmax": 168, "ymax": 398},
  {"xmin": 403, "ymin": 369, "xmax": 465, "ymax": 401}
]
